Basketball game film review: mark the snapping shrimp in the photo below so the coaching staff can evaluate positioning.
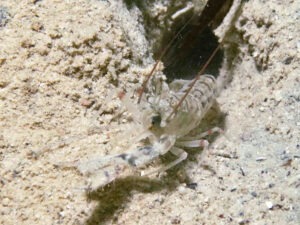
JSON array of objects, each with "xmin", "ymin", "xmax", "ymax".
[{"xmin": 61, "ymin": 42, "xmax": 224, "ymax": 190}]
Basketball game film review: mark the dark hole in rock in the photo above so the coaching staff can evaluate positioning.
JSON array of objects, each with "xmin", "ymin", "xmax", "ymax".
[
  {"xmin": 157, "ymin": 25, "xmax": 223, "ymax": 81},
  {"xmin": 151, "ymin": 0, "xmax": 234, "ymax": 82}
]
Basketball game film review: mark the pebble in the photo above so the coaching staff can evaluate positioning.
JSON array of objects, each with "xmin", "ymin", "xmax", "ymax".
[
  {"xmin": 259, "ymin": 106, "xmax": 265, "ymax": 112},
  {"xmin": 59, "ymin": 211, "xmax": 65, "ymax": 218},
  {"xmin": 80, "ymin": 98, "xmax": 94, "ymax": 108},
  {"xmin": 177, "ymin": 185, "xmax": 187, "ymax": 194},
  {"xmin": 273, "ymin": 91, "xmax": 282, "ymax": 102},
  {"xmin": 265, "ymin": 201, "xmax": 273, "ymax": 209},
  {"xmin": 256, "ymin": 157, "xmax": 267, "ymax": 162},
  {"xmin": 0, "ymin": 7, "xmax": 10, "ymax": 28},
  {"xmin": 2, "ymin": 197, "xmax": 10, "ymax": 206},
  {"xmin": 251, "ymin": 192, "xmax": 258, "ymax": 197},
  {"xmin": 186, "ymin": 182, "xmax": 198, "ymax": 190}
]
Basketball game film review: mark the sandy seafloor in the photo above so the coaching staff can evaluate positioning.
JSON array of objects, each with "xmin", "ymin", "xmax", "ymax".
[{"xmin": 0, "ymin": 0, "xmax": 299, "ymax": 224}]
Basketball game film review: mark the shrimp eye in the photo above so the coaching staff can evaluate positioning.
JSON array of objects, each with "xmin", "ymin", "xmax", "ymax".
[{"xmin": 151, "ymin": 114, "xmax": 161, "ymax": 126}]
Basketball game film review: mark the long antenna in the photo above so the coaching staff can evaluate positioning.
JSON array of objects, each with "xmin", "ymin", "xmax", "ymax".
[
  {"xmin": 137, "ymin": 15, "xmax": 195, "ymax": 104},
  {"xmin": 166, "ymin": 44, "xmax": 221, "ymax": 121}
]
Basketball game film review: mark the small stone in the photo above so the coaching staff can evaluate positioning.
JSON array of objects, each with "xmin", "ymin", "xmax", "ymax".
[
  {"xmin": 268, "ymin": 183, "xmax": 275, "ymax": 188},
  {"xmin": 230, "ymin": 187, "xmax": 237, "ymax": 192},
  {"xmin": 283, "ymin": 56, "xmax": 293, "ymax": 65},
  {"xmin": 273, "ymin": 91, "xmax": 282, "ymax": 102},
  {"xmin": 171, "ymin": 217, "xmax": 181, "ymax": 224},
  {"xmin": 0, "ymin": 7, "xmax": 10, "ymax": 28},
  {"xmin": 154, "ymin": 195, "xmax": 165, "ymax": 204},
  {"xmin": 265, "ymin": 201, "xmax": 273, "ymax": 209},
  {"xmin": 0, "ymin": 58, "xmax": 6, "ymax": 66},
  {"xmin": 2, "ymin": 197, "xmax": 10, "ymax": 206},
  {"xmin": 21, "ymin": 39, "xmax": 36, "ymax": 48},
  {"xmin": 59, "ymin": 211, "xmax": 65, "ymax": 217},
  {"xmin": 186, "ymin": 182, "xmax": 198, "ymax": 190},
  {"xmin": 80, "ymin": 98, "xmax": 94, "ymax": 108},
  {"xmin": 238, "ymin": 219, "xmax": 250, "ymax": 225},
  {"xmin": 256, "ymin": 157, "xmax": 267, "ymax": 162},
  {"xmin": 251, "ymin": 191, "xmax": 257, "ymax": 197},
  {"xmin": 177, "ymin": 185, "xmax": 187, "ymax": 194},
  {"xmin": 0, "ymin": 79, "xmax": 8, "ymax": 88},
  {"xmin": 31, "ymin": 21, "xmax": 44, "ymax": 32},
  {"xmin": 259, "ymin": 106, "xmax": 265, "ymax": 112}
]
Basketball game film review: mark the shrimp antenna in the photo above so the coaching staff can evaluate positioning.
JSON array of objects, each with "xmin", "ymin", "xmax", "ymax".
[
  {"xmin": 166, "ymin": 43, "xmax": 221, "ymax": 121},
  {"xmin": 137, "ymin": 15, "xmax": 195, "ymax": 104}
]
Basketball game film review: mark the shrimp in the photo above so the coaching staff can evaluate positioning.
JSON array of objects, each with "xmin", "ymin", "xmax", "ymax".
[
  {"xmin": 65, "ymin": 49, "xmax": 223, "ymax": 190},
  {"xmin": 60, "ymin": 4, "xmax": 228, "ymax": 190}
]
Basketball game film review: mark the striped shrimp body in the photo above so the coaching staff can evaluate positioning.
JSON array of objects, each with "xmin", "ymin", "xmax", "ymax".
[
  {"xmin": 133, "ymin": 74, "xmax": 220, "ymax": 175},
  {"xmin": 144, "ymin": 75, "xmax": 217, "ymax": 139},
  {"xmin": 68, "ymin": 74, "xmax": 222, "ymax": 190}
]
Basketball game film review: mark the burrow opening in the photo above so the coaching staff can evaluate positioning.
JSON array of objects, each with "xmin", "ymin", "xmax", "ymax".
[
  {"xmin": 124, "ymin": 0, "xmax": 235, "ymax": 82},
  {"xmin": 149, "ymin": 0, "xmax": 235, "ymax": 82},
  {"xmin": 155, "ymin": 25, "xmax": 223, "ymax": 81}
]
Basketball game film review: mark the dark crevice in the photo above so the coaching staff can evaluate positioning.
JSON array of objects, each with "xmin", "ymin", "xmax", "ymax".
[
  {"xmin": 123, "ymin": 1, "xmax": 234, "ymax": 81},
  {"xmin": 152, "ymin": 0, "xmax": 234, "ymax": 81},
  {"xmin": 159, "ymin": 26, "xmax": 223, "ymax": 81}
]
